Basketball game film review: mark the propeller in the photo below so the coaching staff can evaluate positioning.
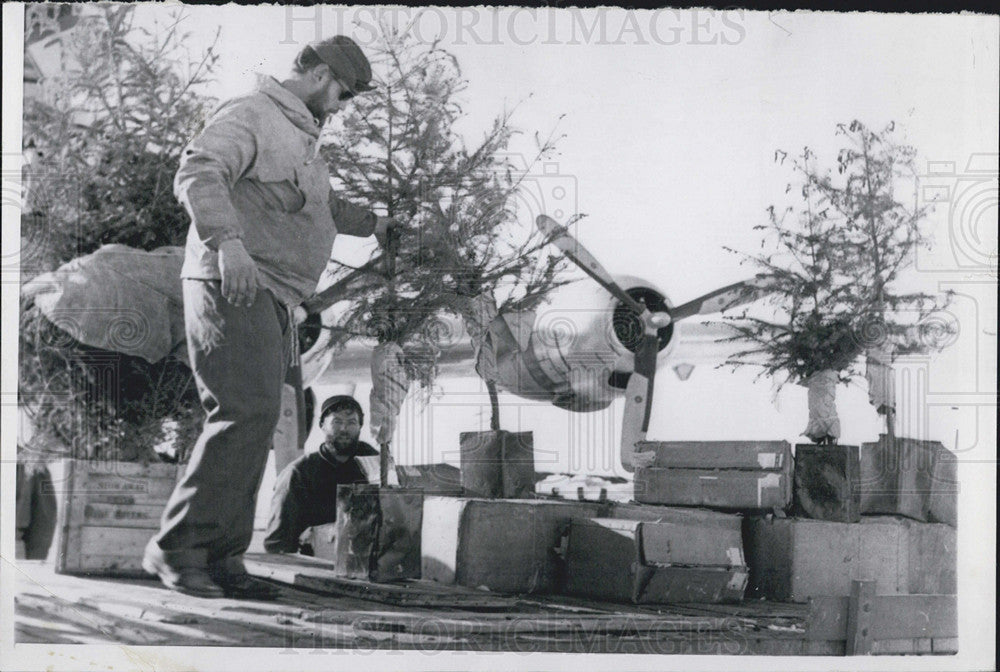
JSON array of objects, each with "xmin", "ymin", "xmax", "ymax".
[
  {"xmin": 537, "ymin": 215, "xmax": 665, "ymax": 471},
  {"xmin": 536, "ymin": 215, "xmax": 772, "ymax": 473},
  {"xmin": 536, "ymin": 214, "xmax": 647, "ymax": 316},
  {"xmin": 669, "ymin": 277, "xmax": 771, "ymax": 321},
  {"xmin": 618, "ymin": 312, "xmax": 664, "ymax": 471}
]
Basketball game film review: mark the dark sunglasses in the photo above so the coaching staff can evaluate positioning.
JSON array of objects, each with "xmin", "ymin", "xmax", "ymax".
[{"xmin": 331, "ymin": 75, "xmax": 355, "ymax": 102}]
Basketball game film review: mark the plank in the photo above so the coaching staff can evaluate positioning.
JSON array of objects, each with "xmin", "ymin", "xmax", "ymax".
[
  {"xmin": 64, "ymin": 460, "xmax": 179, "ymax": 503},
  {"xmin": 906, "ymin": 520, "xmax": 957, "ymax": 594},
  {"xmin": 932, "ymin": 637, "xmax": 959, "ymax": 653},
  {"xmin": 315, "ymin": 611, "xmax": 749, "ymax": 636},
  {"xmin": 60, "ymin": 526, "xmax": 157, "ymax": 575},
  {"xmin": 871, "ymin": 638, "xmax": 933, "ymax": 654},
  {"xmin": 15, "ymin": 592, "xmax": 177, "ymax": 645},
  {"xmin": 15, "ymin": 561, "xmax": 346, "ymax": 647},
  {"xmin": 244, "ymin": 552, "xmax": 519, "ymax": 608},
  {"xmin": 845, "ymin": 580, "xmax": 876, "ymax": 654}
]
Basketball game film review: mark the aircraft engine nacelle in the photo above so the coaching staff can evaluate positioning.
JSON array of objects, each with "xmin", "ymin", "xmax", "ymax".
[{"xmin": 495, "ymin": 275, "xmax": 676, "ymax": 412}]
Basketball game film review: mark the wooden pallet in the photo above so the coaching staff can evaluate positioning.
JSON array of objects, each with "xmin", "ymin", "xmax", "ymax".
[
  {"xmin": 16, "ymin": 559, "xmax": 958, "ymax": 655},
  {"xmin": 245, "ymin": 555, "xmax": 958, "ymax": 655}
]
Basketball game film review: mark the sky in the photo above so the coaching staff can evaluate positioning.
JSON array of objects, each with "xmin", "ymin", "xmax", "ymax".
[
  {"xmin": 119, "ymin": 5, "xmax": 1000, "ymax": 475},
  {"xmin": 1, "ymin": 7, "xmax": 996, "ymax": 670},
  {"xmin": 141, "ymin": 6, "xmax": 998, "ymax": 297}
]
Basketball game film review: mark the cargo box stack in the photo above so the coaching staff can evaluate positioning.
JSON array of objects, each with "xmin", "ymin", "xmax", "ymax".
[
  {"xmin": 418, "ymin": 431, "xmax": 617, "ymax": 595},
  {"xmin": 565, "ymin": 504, "xmax": 748, "ymax": 604},
  {"xmin": 742, "ymin": 437, "xmax": 957, "ymax": 602},
  {"xmin": 561, "ymin": 441, "xmax": 794, "ymax": 605}
]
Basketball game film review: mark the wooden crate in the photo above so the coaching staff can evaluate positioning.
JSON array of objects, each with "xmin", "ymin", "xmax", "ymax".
[
  {"xmin": 53, "ymin": 459, "xmax": 179, "ymax": 576},
  {"xmin": 793, "ymin": 445, "xmax": 861, "ymax": 522},
  {"xmin": 636, "ymin": 440, "xmax": 793, "ymax": 470},
  {"xmin": 566, "ymin": 516, "xmax": 748, "ymax": 604},
  {"xmin": 421, "ymin": 497, "xmax": 605, "ymax": 594},
  {"xmin": 744, "ymin": 516, "xmax": 909, "ymax": 602},
  {"xmin": 859, "ymin": 436, "xmax": 958, "ymax": 527},
  {"xmin": 635, "ymin": 468, "xmax": 791, "ymax": 510},
  {"xmin": 459, "ymin": 430, "xmax": 535, "ymax": 498},
  {"xmin": 634, "ymin": 441, "xmax": 793, "ymax": 511}
]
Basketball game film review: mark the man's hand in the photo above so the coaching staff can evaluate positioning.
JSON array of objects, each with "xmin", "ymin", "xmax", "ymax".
[
  {"xmin": 218, "ymin": 238, "xmax": 259, "ymax": 307},
  {"xmin": 374, "ymin": 216, "xmax": 402, "ymax": 248}
]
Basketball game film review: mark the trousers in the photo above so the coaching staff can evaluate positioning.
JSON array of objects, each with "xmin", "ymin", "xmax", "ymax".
[{"xmin": 146, "ymin": 279, "xmax": 291, "ymax": 573}]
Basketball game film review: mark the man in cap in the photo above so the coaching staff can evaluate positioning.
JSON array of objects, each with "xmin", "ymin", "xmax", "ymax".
[
  {"xmin": 143, "ymin": 36, "xmax": 395, "ymax": 599},
  {"xmin": 264, "ymin": 395, "xmax": 378, "ymax": 555}
]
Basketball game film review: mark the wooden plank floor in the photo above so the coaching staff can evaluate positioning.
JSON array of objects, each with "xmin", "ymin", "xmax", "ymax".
[{"xmin": 13, "ymin": 558, "xmax": 824, "ymax": 654}]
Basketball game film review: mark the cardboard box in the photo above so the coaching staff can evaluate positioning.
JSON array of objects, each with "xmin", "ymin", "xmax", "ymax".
[
  {"xmin": 421, "ymin": 497, "xmax": 604, "ymax": 593},
  {"xmin": 332, "ymin": 484, "xmax": 423, "ymax": 582},
  {"xmin": 859, "ymin": 437, "xmax": 958, "ymax": 527},
  {"xmin": 53, "ymin": 459, "xmax": 179, "ymax": 576},
  {"xmin": 744, "ymin": 517, "xmax": 908, "ymax": 602},
  {"xmin": 634, "ymin": 468, "xmax": 791, "ymax": 510},
  {"xmin": 566, "ymin": 516, "xmax": 747, "ymax": 604},
  {"xmin": 793, "ymin": 444, "xmax": 861, "ymax": 522},
  {"xmin": 459, "ymin": 430, "xmax": 535, "ymax": 498}
]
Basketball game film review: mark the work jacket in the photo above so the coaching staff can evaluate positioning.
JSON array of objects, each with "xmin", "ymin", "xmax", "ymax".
[
  {"xmin": 175, "ymin": 74, "xmax": 376, "ymax": 308},
  {"xmin": 263, "ymin": 440, "xmax": 379, "ymax": 553}
]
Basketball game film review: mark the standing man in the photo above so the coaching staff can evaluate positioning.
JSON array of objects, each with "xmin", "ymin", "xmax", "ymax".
[
  {"xmin": 143, "ymin": 36, "xmax": 395, "ymax": 599},
  {"xmin": 264, "ymin": 395, "xmax": 377, "ymax": 554}
]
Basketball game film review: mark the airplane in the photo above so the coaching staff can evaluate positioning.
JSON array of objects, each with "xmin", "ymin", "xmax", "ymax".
[
  {"xmin": 22, "ymin": 217, "xmax": 766, "ymax": 472},
  {"xmin": 300, "ymin": 215, "xmax": 769, "ymax": 471}
]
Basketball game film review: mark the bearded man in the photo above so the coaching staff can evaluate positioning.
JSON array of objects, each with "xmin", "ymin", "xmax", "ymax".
[{"xmin": 263, "ymin": 395, "xmax": 378, "ymax": 554}]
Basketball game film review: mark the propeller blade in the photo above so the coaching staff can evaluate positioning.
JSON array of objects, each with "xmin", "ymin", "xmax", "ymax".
[
  {"xmin": 669, "ymin": 276, "xmax": 771, "ymax": 322},
  {"xmin": 536, "ymin": 215, "xmax": 646, "ymax": 315},
  {"xmin": 620, "ymin": 329, "xmax": 659, "ymax": 472}
]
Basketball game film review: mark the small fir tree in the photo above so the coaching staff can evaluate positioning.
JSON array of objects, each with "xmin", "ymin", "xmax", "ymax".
[
  {"xmin": 722, "ymin": 121, "xmax": 953, "ymax": 443},
  {"xmin": 303, "ymin": 25, "xmax": 569, "ymax": 437}
]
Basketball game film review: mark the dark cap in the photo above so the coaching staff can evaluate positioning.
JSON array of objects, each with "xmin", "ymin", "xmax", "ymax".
[
  {"xmin": 308, "ymin": 35, "xmax": 376, "ymax": 94},
  {"xmin": 319, "ymin": 395, "xmax": 364, "ymax": 425}
]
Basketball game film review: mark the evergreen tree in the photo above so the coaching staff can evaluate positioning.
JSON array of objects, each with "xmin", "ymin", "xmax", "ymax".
[
  {"xmin": 303, "ymin": 26, "xmax": 569, "ymax": 433},
  {"xmin": 19, "ymin": 6, "xmax": 219, "ymax": 461},
  {"xmin": 722, "ymin": 121, "xmax": 952, "ymax": 443},
  {"xmin": 22, "ymin": 5, "xmax": 219, "ymax": 271}
]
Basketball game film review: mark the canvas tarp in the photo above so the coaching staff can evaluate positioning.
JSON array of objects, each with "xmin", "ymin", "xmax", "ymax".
[{"xmin": 23, "ymin": 244, "xmax": 186, "ymax": 364}]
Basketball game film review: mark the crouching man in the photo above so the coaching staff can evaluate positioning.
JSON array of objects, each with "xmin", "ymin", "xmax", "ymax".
[{"xmin": 264, "ymin": 395, "xmax": 377, "ymax": 554}]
